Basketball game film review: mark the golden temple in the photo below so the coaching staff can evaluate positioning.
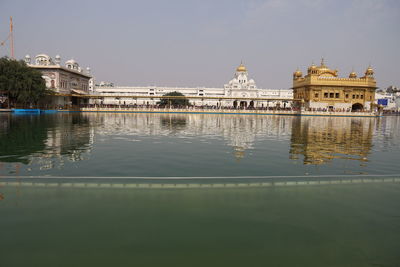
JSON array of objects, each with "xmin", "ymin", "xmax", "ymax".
[{"xmin": 293, "ymin": 59, "xmax": 377, "ymax": 111}]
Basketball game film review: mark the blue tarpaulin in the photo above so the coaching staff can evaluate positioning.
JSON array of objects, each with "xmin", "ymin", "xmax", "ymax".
[{"xmin": 378, "ymin": 99, "xmax": 388, "ymax": 106}]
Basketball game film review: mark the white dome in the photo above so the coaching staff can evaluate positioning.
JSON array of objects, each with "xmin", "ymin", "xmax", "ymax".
[
  {"xmin": 36, "ymin": 54, "xmax": 50, "ymax": 59},
  {"xmin": 66, "ymin": 59, "xmax": 77, "ymax": 65},
  {"xmin": 35, "ymin": 54, "xmax": 52, "ymax": 65}
]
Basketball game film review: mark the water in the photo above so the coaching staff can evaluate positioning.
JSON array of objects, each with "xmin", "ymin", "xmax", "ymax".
[
  {"xmin": 1, "ymin": 113, "xmax": 400, "ymax": 266},
  {"xmin": 1, "ymin": 113, "xmax": 400, "ymax": 177}
]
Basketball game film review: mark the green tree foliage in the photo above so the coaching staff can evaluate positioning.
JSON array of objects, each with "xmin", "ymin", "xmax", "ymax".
[
  {"xmin": 158, "ymin": 91, "xmax": 190, "ymax": 107},
  {"xmin": 0, "ymin": 57, "xmax": 49, "ymax": 107}
]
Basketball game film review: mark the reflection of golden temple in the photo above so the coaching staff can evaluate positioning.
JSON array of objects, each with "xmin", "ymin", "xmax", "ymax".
[
  {"xmin": 233, "ymin": 146, "xmax": 245, "ymax": 161},
  {"xmin": 293, "ymin": 59, "xmax": 377, "ymax": 111},
  {"xmin": 290, "ymin": 117, "xmax": 374, "ymax": 165}
]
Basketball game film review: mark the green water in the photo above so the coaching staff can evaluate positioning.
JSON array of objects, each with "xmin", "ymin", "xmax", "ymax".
[
  {"xmin": 1, "ymin": 113, "xmax": 400, "ymax": 266},
  {"xmin": 0, "ymin": 113, "xmax": 399, "ymax": 176},
  {"xmin": 1, "ymin": 184, "xmax": 400, "ymax": 267}
]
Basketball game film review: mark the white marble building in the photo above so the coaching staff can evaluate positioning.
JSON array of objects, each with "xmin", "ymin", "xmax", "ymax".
[
  {"xmin": 93, "ymin": 63, "xmax": 293, "ymax": 108},
  {"xmin": 26, "ymin": 54, "xmax": 91, "ymax": 107}
]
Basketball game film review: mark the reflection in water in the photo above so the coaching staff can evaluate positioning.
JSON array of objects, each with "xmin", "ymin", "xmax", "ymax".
[
  {"xmin": 160, "ymin": 115, "xmax": 187, "ymax": 131},
  {"xmin": 0, "ymin": 113, "xmax": 93, "ymax": 168},
  {"xmin": 290, "ymin": 117, "xmax": 374, "ymax": 165},
  {"xmin": 91, "ymin": 113, "xmax": 292, "ymax": 160},
  {"xmin": 1, "ymin": 113, "xmax": 399, "ymax": 175}
]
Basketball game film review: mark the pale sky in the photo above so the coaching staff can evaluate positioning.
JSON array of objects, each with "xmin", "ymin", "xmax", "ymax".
[{"xmin": 0, "ymin": 0, "xmax": 399, "ymax": 89}]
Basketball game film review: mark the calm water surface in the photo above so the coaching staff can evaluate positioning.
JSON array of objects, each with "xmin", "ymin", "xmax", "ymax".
[
  {"xmin": 0, "ymin": 113, "xmax": 400, "ymax": 266},
  {"xmin": 0, "ymin": 113, "xmax": 399, "ymax": 176}
]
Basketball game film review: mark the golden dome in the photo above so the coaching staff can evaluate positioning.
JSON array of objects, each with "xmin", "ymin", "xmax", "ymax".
[
  {"xmin": 318, "ymin": 58, "xmax": 329, "ymax": 72},
  {"xmin": 236, "ymin": 63, "xmax": 247, "ymax": 72},
  {"xmin": 365, "ymin": 65, "xmax": 374, "ymax": 76},
  {"xmin": 349, "ymin": 71, "xmax": 357, "ymax": 78},
  {"xmin": 293, "ymin": 69, "xmax": 303, "ymax": 78},
  {"xmin": 308, "ymin": 63, "xmax": 317, "ymax": 70}
]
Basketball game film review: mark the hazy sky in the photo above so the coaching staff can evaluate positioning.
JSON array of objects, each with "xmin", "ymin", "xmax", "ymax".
[{"xmin": 0, "ymin": 0, "xmax": 399, "ymax": 89}]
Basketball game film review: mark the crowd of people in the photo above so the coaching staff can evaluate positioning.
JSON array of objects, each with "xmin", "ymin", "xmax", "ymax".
[
  {"xmin": 79, "ymin": 104, "xmax": 299, "ymax": 111},
  {"xmin": 76, "ymin": 104, "xmax": 382, "ymax": 113}
]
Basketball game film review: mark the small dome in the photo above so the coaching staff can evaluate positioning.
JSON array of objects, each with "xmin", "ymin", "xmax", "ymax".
[
  {"xmin": 318, "ymin": 58, "xmax": 329, "ymax": 72},
  {"xmin": 293, "ymin": 69, "xmax": 303, "ymax": 78},
  {"xmin": 24, "ymin": 54, "xmax": 31, "ymax": 64},
  {"xmin": 66, "ymin": 59, "xmax": 77, "ymax": 65},
  {"xmin": 236, "ymin": 63, "xmax": 247, "ymax": 72},
  {"xmin": 308, "ymin": 63, "xmax": 317, "ymax": 70},
  {"xmin": 36, "ymin": 54, "xmax": 50, "ymax": 59},
  {"xmin": 35, "ymin": 54, "xmax": 52, "ymax": 65},
  {"xmin": 365, "ymin": 65, "xmax": 374, "ymax": 76},
  {"xmin": 349, "ymin": 71, "xmax": 357, "ymax": 78},
  {"xmin": 54, "ymin": 55, "xmax": 61, "ymax": 64}
]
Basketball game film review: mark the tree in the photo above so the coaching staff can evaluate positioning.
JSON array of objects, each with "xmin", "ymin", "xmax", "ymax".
[
  {"xmin": 158, "ymin": 91, "xmax": 190, "ymax": 107},
  {"xmin": 0, "ymin": 57, "xmax": 50, "ymax": 108}
]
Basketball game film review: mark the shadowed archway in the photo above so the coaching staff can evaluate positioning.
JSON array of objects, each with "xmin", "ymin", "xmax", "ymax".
[{"xmin": 352, "ymin": 103, "xmax": 363, "ymax": 112}]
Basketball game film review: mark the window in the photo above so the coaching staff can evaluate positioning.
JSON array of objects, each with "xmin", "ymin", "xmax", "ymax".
[
  {"xmin": 356, "ymin": 95, "xmax": 359, "ymax": 99},
  {"xmin": 330, "ymin": 93, "xmax": 334, "ymax": 98},
  {"xmin": 353, "ymin": 95, "xmax": 356, "ymax": 99},
  {"xmin": 314, "ymin": 93, "xmax": 319, "ymax": 98},
  {"xmin": 324, "ymin": 93, "xmax": 328, "ymax": 98},
  {"xmin": 335, "ymin": 93, "xmax": 339, "ymax": 98},
  {"xmin": 361, "ymin": 95, "xmax": 364, "ymax": 99},
  {"xmin": 346, "ymin": 94, "xmax": 349, "ymax": 98}
]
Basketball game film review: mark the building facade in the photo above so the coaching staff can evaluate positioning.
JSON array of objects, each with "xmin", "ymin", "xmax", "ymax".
[
  {"xmin": 292, "ymin": 59, "xmax": 377, "ymax": 111},
  {"xmin": 92, "ymin": 63, "xmax": 293, "ymax": 108},
  {"xmin": 26, "ymin": 54, "xmax": 92, "ymax": 107}
]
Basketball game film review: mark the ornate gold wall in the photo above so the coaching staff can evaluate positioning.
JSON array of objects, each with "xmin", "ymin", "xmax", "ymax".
[{"xmin": 293, "ymin": 59, "xmax": 377, "ymax": 111}]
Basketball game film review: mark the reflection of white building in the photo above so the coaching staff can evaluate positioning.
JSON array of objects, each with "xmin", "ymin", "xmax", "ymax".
[
  {"xmin": 93, "ymin": 63, "xmax": 293, "ymax": 108},
  {"xmin": 26, "ymin": 54, "xmax": 92, "ymax": 107},
  {"xmin": 86, "ymin": 113, "xmax": 293, "ymax": 160},
  {"xmin": 35, "ymin": 119, "xmax": 95, "ymax": 170}
]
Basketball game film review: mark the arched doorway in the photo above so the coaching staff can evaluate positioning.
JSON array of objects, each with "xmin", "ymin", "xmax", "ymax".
[
  {"xmin": 249, "ymin": 101, "xmax": 255, "ymax": 109},
  {"xmin": 240, "ymin": 101, "xmax": 247, "ymax": 108},
  {"xmin": 352, "ymin": 103, "xmax": 363, "ymax": 112}
]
